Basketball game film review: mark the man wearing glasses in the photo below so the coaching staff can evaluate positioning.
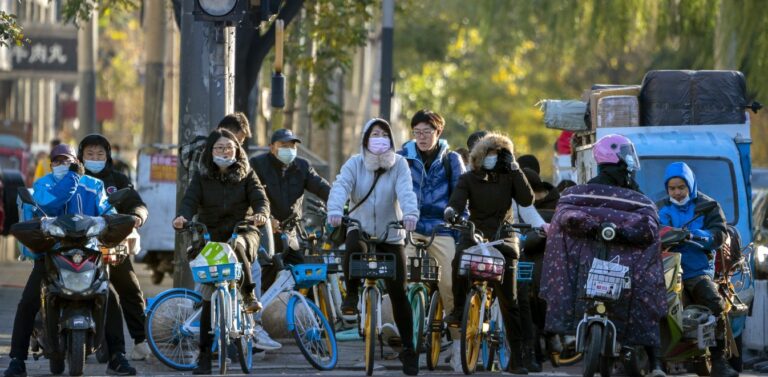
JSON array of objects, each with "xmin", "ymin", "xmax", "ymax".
[{"xmin": 397, "ymin": 109, "xmax": 466, "ymax": 372}]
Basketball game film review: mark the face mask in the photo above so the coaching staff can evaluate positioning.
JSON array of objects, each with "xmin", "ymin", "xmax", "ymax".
[
  {"xmin": 213, "ymin": 155, "xmax": 236, "ymax": 168},
  {"xmin": 670, "ymin": 195, "xmax": 691, "ymax": 206},
  {"xmin": 483, "ymin": 155, "xmax": 498, "ymax": 170},
  {"xmin": 52, "ymin": 164, "xmax": 70, "ymax": 180},
  {"xmin": 277, "ymin": 147, "xmax": 297, "ymax": 165},
  {"xmin": 84, "ymin": 160, "xmax": 106, "ymax": 174},
  {"xmin": 368, "ymin": 137, "xmax": 391, "ymax": 155}
]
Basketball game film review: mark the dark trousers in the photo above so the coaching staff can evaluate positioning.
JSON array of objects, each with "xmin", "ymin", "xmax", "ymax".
[
  {"xmin": 342, "ymin": 230, "xmax": 414, "ymax": 351},
  {"xmin": 260, "ymin": 232, "xmax": 303, "ymax": 293},
  {"xmin": 9, "ymin": 259, "xmax": 45, "ymax": 360},
  {"xmin": 453, "ymin": 238, "xmax": 525, "ymax": 343},
  {"xmin": 683, "ymin": 274, "xmax": 728, "ymax": 357},
  {"xmin": 104, "ymin": 285, "xmax": 126, "ymax": 355},
  {"xmin": 103, "ymin": 258, "xmax": 146, "ymax": 346}
]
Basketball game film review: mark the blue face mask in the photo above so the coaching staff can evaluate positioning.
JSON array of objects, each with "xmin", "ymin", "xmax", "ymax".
[
  {"xmin": 52, "ymin": 164, "xmax": 70, "ymax": 180},
  {"xmin": 277, "ymin": 147, "xmax": 297, "ymax": 165},
  {"xmin": 483, "ymin": 155, "xmax": 498, "ymax": 170},
  {"xmin": 213, "ymin": 155, "xmax": 236, "ymax": 168},
  {"xmin": 84, "ymin": 160, "xmax": 106, "ymax": 174}
]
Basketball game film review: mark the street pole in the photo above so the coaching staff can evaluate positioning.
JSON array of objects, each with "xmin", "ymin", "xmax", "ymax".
[
  {"xmin": 77, "ymin": 8, "xmax": 98, "ymax": 137},
  {"xmin": 143, "ymin": 0, "xmax": 167, "ymax": 146},
  {"xmin": 379, "ymin": 0, "xmax": 394, "ymax": 121},
  {"xmin": 174, "ymin": 2, "xmax": 235, "ymax": 288}
]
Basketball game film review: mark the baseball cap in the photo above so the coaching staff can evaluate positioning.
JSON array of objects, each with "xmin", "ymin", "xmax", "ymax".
[
  {"xmin": 50, "ymin": 144, "xmax": 77, "ymax": 161},
  {"xmin": 270, "ymin": 129, "xmax": 302, "ymax": 144}
]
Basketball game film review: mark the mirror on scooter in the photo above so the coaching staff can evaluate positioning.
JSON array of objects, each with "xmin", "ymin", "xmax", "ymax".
[{"xmin": 17, "ymin": 187, "xmax": 35, "ymax": 205}]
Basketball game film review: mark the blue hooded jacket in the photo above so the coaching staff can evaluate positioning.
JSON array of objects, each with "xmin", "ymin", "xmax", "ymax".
[
  {"xmin": 657, "ymin": 162, "xmax": 725, "ymax": 280},
  {"xmin": 398, "ymin": 139, "xmax": 465, "ymax": 236}
]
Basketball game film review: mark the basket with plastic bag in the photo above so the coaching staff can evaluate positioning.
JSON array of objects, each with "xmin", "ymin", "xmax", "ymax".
[
  {"xmin": 582, "ymin": 256, "xmax": 631, "ymax": 301},
  {"xmin": 189, "ymin": 241, "xmax": 243, "ymax": 284},
  {"xmin": 458, "ymin": 240, "xmax": 506, "ymax": 282}
]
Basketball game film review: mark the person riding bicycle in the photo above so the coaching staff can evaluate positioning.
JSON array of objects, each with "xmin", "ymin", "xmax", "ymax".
[
  {"xmin": 540, "ymin": 134, "xmax": 667, "ymax": 377},
  {"xmin": 77, "ymin": 134, "xmax": 152, "ymax": 362},
  {"xmin": 657, "ymin": 162, "xmax": 739, "ymax": 377},
  {"xmin": 326, "ymin": 118, "xmax": 420, "ymax": 375},
  {"xmin": 443, "ymin": 131, "xmax": 535, "ymax": 374},
  {"xmin": 173, "ymin": 129, "xmax": 269, "ymax": 375},
  {"xmin": 4, "ymin": 144, "xmax": 138, "ymax": 377},
  {"xmin": 397, "ymin": 109, "xmax": 466, "ymax": 369},
  {"xmin": 181, "ymin": 112, "xmax": 252, "ymax": 185}
]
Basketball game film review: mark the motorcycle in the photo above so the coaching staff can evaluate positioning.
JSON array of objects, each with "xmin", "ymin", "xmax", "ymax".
[{"xmin": 11, "ymin": 188, "xmax": 135, "ymax": 376}]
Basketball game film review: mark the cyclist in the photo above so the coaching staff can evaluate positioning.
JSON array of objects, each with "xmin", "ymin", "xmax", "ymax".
[
  {"xmin": 181, "ymin": 112, "xmax": 252, "ymax": 185},
  {"xmin": 172, "ymin": 129, "xmax": 269, "ymax": 375},
  {"xmin": 327, "ymin": 118, "xmax": 420, "ymax": 375},
  {"xmin": 443, "ymin": 131, "xmax": 535, "ymax": 374},
  {"xmin": 77, "ymin": 134, "xmax": 152, "ymax": 361},
  {"xmin": 4, "ymin": 144, "xmax": 137, "ymax": 377},
  {"xmin": 397, "ymin": 109, "xmax": 465, "ymax": 370},
  {"xmin": 657, "ymin": 162, "xmax": 739, "ymax": 377}
]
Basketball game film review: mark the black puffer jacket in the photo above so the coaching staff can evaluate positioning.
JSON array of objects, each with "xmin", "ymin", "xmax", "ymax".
[
  {"xmin": 588, "ymin": 163, "xmax": 640, "ymax": 192},
  {"xmin": 250, "ymin": 153, "xmax": 330, "ymax": 222}
]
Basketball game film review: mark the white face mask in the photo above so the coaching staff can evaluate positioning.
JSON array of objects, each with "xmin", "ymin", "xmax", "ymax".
[
  {"xmin": 213, "ymin": 155, "xmax": 236, "ymax": 168},
  {"xmin": 483, "ymin": 155, "xmax": 497, "ymax": 170},
  {"xmin": 52, "ymin": 164, "xmax": 70, "ymax": 180},
  {"xmin": 670, "ymin": 195, "xmax": 691, "ymax": 206},
  {"xmin": 277, "ymin": 147, "xmax": 297, "ymax": 165}
]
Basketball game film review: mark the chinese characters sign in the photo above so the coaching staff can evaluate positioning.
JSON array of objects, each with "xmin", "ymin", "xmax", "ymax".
[
  {"xmin": 10, "ymin": 36, "xmax": 77, "ymax": 73},
  {"xmin": 149, "ymin": 154, "xmax": 178, "ymax": 183}
]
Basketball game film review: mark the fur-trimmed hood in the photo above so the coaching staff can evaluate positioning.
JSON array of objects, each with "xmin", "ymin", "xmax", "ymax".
[
  {"xmin": 469, "ymin": 132, "xmax": 515, "ymax": 172},
  {"xmin": 199, "ymin": 158, "xmax": 251, "ymax": 184}
]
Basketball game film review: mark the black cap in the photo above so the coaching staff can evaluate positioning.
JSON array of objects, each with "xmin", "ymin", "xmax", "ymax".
[
  {"xmin": 518, "ymin": 154, "xmax": 540, "ymax": 175},
  {"xmin": 270, "ymin": 128, "xmax": 302, "ymax": 144}
]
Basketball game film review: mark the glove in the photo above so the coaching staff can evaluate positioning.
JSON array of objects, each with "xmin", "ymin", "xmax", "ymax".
[
  {"xmin": 328, "ymin": 214, "xmax": 342, "ymax": 227},
  {"xmin": 444, "ymin": 207, "xmax": 457, "ymax": 223},
  {"xmin": 69, "ymin": 161, "xmax": 85, "ymax": 175},
  {"xmin": 253, "ymin": 214, "xmax": 268, "ymax": 226},
  {"xmin": 496, "ymin": 149, "xmax": 518, "ymax": 173},
  {"xmin": 403, "ymin": 215, "xmax": 418, "ymax": 232}
]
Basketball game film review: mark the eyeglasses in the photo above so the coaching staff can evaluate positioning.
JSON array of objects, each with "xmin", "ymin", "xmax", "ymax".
[
  {"xmin": 213, "ymin": 145, "xmax": 235, "ymax": 153},
  {"xmin": 412, "ymin": 129, "xmax": 436, "ymax": 137}
]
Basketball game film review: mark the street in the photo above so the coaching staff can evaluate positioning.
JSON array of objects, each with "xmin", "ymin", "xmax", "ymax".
[{"xmin": 0, "ymin": 260, "xmax": 764, "ymax": 376}]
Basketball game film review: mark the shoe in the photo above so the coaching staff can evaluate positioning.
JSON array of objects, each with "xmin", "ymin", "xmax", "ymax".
[
  {"xmin": 646, "ymin": 367, "xmax": 666, "ymax": 377},
  {"xmin": 3, "ymin": 359, "xmax": 26, "ymax": 377},
  {"xmin": 341, "ymin": 293, "xmax": 358, "ymax": 315},
  {"xmin": 381, "ymin": 323, "xmax": 402, "ymax": 353},
  {"xmin": 130, "ymin": 340, "xmax": 151, "ymax": 361},
  {"xmin": 106, "ymin": 353, "xmax": 137, "ymax": 376},
  {"xmin": 399, "ymin": 348, "xmax": 419, "ymax": 376},
  {"xmin": 192, "ymin": 351, "xmax": 211, "ymax": 375},
  {"xmin": 254, "ymin": 325, "xmax": 282, "ymax": 351},
  {"xmin": 450, "ymin": 341, "xmax": 463, "ymax": 372},
  {"xmin": 711, "ymin": 357, "xmax": 739, "ymax": 377},
  {"xmin": 444, "ymin": 309, "xmax": 462, "ymax": 327},
  {"xmin": 507, "ymin": 342, "xmax": 529, "ymax": 375},
  {"xmin": 524, "ymin": 343, "xmax": 542, "ymax": 372},
  {"xmin": 244, "ymin": 292, "xmax": 263, "ymax": 313}
]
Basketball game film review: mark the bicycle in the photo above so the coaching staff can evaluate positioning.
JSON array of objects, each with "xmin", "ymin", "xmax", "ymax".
[
  {"xmin": 146, "ymin": 221, "xmax": 338, "ymax": 371},
  {"xmin": 344, "ymin": 217, "xmax": 404, "ymax": 376}
]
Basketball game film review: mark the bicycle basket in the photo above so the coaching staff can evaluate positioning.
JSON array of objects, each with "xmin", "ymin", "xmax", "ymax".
[
  {"xmin": 191, "ymin": 262, "xmax": 242, "ymax": 284},
  {"xmin": 291, "ymin": 263, "xmax": 328, "ymax": 289},
  {"xmin": 407, "ymin": 256, "xmax": 441, "ymax": 283},
  {"xmin": 320, "ymin": 249, "xmax": 345, "ymax": 273},
  {"xmin": 517, "ymin": 262, "xmax": 534, "ymax": 282},
  {"xmin": 459, "ymin": 242, "xmax": 505, "ymax": 282},
  {"xmin": 349, "ymin": 252, "xmax": 396, "ymax": 279},
  {"xmin": 583, "ymin": 257, "xmax": 631, "ymax": 301},
  {"xmin": 100, "ymin": 244, "xmax": 128, "ymax": 266}
]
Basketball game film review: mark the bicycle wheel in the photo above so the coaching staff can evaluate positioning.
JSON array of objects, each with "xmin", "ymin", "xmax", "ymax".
[
  {"xmin": 497, "ymin": 313, "xmax": 511, "ymax": 371},
  {"xmin": 315, "ymin": 282, "xmax": 337, "ymax": 332},
  {"xmin": 145, "ymin": 289, "xmax": 201, "ymax": 371},
  {"xmin": 214, "ymin": 290, "xmax": 229, "ymax": 375},
  {"xmin": 461, "ymin": 289, "xmax": 483, "ymax": 374},
  {"xmin": 425, "ymin": 291, "xmax": 444, "ymax": 371},
  {"xmin": 481, "ymin": 319, "xmax": 497, "ymax": 371},
  {"xmin": 288, "ymin": 295, "xmax": 339, "ymax": 370},
  {"xmin": 583, "ymin": 324, "xmax": 603, "ymax": 377},
  {"xmin": 409, "ymin": 287, "xmax": 426, "ymax": 353},
  {"xmin": 364, "ymin": 289, "xmax": 378, "ymax": 376},
  {"xmin": 234, "ymin": 305, "xmax": 254, "ymax": 374}
]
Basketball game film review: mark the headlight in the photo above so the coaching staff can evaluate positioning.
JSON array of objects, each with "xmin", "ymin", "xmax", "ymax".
[
  {"xmin": 41, "ymin": 218, "xmax": 65, "ymax": 237},
  {"xmin": 86, "ymin": 217, "xmax": 107, "ymax": 237},
  {"xmin": 60, "ymin": 269, "xmax": 96, "ymax": 292}
]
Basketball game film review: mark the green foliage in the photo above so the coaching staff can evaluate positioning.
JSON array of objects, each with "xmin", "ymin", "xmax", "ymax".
[
  {"xmin": 60, "ymin": 0, "xmax": 139, "ymax": 23},
  {"xmin": 0, "ymin": 10, "xmax": 27, "ymax": 46}
]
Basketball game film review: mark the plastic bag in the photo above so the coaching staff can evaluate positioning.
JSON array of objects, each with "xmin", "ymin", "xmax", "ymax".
[{"xmin": 190, "ymin": 241, "xmax": 238, "ymax": 268}]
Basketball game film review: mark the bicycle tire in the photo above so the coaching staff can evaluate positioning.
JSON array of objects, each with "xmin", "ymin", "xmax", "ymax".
[
  {"xmin": 497, "ymin": 313, "xmax": 511, "ymax": 371},
  {"xmin": 67, "ymin": 330, "xmax": 86, "ymax": 376},
  {"xmin": 315, "ymin": 282, "xmax": 337, "ymax": 333},
  {"xmin": 288, "ymin": 295, "xmax": 339, "ymax": 370},
  {"xmin": 583, "ymin": 325, "xmax": 602, "ymax": 377},
  {"xmin": 215, "ymin": 290, "xmax": 228, "ymax": 375},
  {"xmin": 461, "ymin": 289, "xmax": 483, "ymax": 374},
  {"xmin": 481, "ymin": 319, "xmax": 497, "ymax": 371},
  {"xmin": 145, "ymin": 289, "xmax": 202, "ymax": 371},
  {"xmin": 234, "ymin": 301, "xmax": 254, "ymax": 374},
  {"xmin": 409, "ymin": 287, "xmax": 426, "ymax": 354},
  {"xmin": 365, "ymin": 289, "xmax": 378, "ymax": 376},
  {"xmin": 425, "ymin": 290, "xmax": 443, "ymax": 371}
]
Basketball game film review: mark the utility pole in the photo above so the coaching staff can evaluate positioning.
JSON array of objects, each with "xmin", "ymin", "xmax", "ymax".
[
  {"xmin": 77, "ymin": 7, "xmax": 98, "ymax": 137},
  {"xmin": 379, "ymin": 0, "xmax": 394, "ymax": 121},
  {"xmin": 174, "ymin": 1, "xmax": 236, "ymax": 288},
  {"xmin": 143, "ymin": 0, "xmax": 167, "ymax": 146}
]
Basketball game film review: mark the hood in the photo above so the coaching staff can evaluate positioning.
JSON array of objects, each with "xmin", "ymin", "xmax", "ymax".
[
  {"xmin": 360, "ymin": 118, "xmax": 396, "ymax": 154},
  {"xmin": 663, "ymin": 162, "xmax": 698, "ymax": 200},
  {"xmin": 402, "ymin": 139, "xmax": 449, "ymax": 160},
  {"xmin": 469, "ymin": 132, "xmax": 514, "ymax": 172},
  {"xmin": 78, "ymin": 134, "xmax": 114, "ymax": 172}
]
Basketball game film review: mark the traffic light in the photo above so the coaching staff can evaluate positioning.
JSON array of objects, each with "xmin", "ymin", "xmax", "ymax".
[{"xmin": 193, "ymin": 0, "xmax": 250, "ymax": 22}]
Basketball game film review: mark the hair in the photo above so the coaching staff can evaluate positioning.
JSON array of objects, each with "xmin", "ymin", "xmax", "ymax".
[
  {"xmin": 50, "ymin": 138, "xmax": 61, "ymax": 149},
  {"xmin": 200, "ymin": 129, "xmax": 247, "ymax": 172},
  {"xmin": 217, "ymin": 112, "xmax": 251, "ymax": 139},
  {"xmin": 557, "ymin": 179, "xmax": 577, "ymax": 193},
  {"xmin": 466, "ymin": 130, "xmax": 489, "ymax": 150},
  {"xmin": 410, "ymin": 109, "xmax": 445, "ymax": 133},
  {"xmin": 455, "ymin": 147, "xmax": 470, "ymax": 165},
  {"xmin": 518, "ymin": 154, "xmax": 540, "ymax": 175}
]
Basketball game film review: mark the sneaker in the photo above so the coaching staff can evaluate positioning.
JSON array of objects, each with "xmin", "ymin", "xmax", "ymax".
[
  {"xmin": 106, "ymin": 353, "xmax": 137, "ymax": 376},
  {"xmin": 254, "ymin": 325, "xmax": 282, "ymax": 351},
  {"xmin": 3, "ymin": 359, "xmax": 26, "ymax": 377},
  {"xmin": 381, "ymin": 323, "xmax": 402, "ymax": 353},
  {"xmin": 450, "ymin": 341, "xmax": 462, "ymax": 372},
  {"xmin": 341, "ymin": 293, "xmax": 358, "ymax": 315},
  {"xmin": 130, "ymin": 340, "xmax": 152, "ymax": 361},
  {"xmin": 444, "ymin": 309, "xmax": 462, "ymax": 327},
  {"xmin": 399, "ymin": 348, "xmax": 419, "ymax": 376},
  {"xmin": 646, "ymin": 367, "xmax": 666, "ymax": 377},
  {"xmin": 244, "ymin": 292, "xmax": 263, "ymax": 313},
  {"xmin": 711, "ymin": 358, "xmax": 739, "ymax": 377}
]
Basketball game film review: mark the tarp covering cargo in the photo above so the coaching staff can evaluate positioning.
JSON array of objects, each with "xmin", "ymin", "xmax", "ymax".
[
  {"xmin": 640, "ymin": 70, "xmax": 746, "ymax": 126},
  {"xmin": 539, "ymin": 100, "xmax": 588, "ymax": 131}
]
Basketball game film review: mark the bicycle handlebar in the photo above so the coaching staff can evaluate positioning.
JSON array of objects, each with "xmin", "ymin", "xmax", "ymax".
[
  {"xmin": 342, "ymin": 217, "xmax": 404, "ymax": 243},
  {"xmin": 405, "ymin": 227, "xmax": 440, "ymax": 249}
]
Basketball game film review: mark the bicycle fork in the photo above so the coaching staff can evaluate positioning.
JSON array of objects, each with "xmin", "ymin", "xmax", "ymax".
[
  {"xmin": 359, "ymin": 280, "xmax": 384, "ymax": 359},
  {"xmin": 575, "ymin": 302, "xmax": 619, "ymax": 357}
]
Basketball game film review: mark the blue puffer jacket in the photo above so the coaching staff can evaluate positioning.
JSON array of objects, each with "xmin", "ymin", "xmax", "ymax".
[
  {"xmin": 657, "ymin": 162, "xmax": 727, "ymax": 280},
  {"xmin": 398, "ymin": 140, "xmax": 465, "ymax": 236}
]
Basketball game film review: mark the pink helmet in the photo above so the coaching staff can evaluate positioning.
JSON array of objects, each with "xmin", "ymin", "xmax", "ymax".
[{"xmin": 593, "ymin": 134, "xmax": 640, "ymax": 171}]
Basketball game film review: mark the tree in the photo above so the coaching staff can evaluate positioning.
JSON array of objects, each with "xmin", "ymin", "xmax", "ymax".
[{"xmin": 0, "ymin": 10, "xmax": 26, "ymax": 46}]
